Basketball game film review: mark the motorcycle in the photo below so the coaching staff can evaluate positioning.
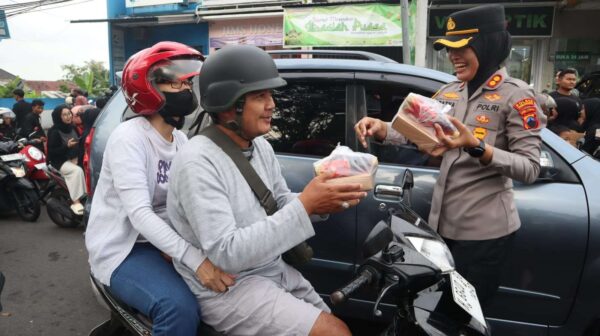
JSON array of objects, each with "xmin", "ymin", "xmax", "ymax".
[
  {"xmin": 330, "ymin": 170, "xmax": 490, "ymax": 336},
  {"xmin": 89, "ymin": 276, "xmax": 223, "ymax": 336},
  {"xmin": 43, "ymin": 164, "xmax": 84, "ymax": 228},
  {"xmin": 0, "ymin": 140, "xmax": 41, "ymax": 222},
  {"xmin": 18, "ymin": 139, "xmax": 51, "ymax": 197}
]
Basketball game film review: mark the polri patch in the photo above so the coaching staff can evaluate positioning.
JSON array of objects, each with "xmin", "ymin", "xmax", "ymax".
[{"xmin": 475, "ymin": 103, "xmax": 500, "ymax": 113}]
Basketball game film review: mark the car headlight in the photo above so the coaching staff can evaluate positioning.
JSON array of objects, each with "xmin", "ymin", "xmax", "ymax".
[
  {"xmin": 27, "ymin": 146, "xmax": 43, "ymax": 161},
  {"xmin": 406, "ymin": 236, "xmax": 455, "ymax": 273}
]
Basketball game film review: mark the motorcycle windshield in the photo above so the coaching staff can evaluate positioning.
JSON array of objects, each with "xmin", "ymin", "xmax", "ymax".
[{"xmin": 389, "ymin": 207, "xmax": 443, "ymax": 242}]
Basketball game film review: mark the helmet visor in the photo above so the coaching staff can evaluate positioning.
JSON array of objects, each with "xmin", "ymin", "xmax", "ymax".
[{"xmin": 149, "ymin": 59, "xmax": 203, "ymax": 83}]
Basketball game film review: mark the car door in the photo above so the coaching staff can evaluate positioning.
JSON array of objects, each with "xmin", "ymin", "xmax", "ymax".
[{"xmin": 268, "ymin": 72, "xmax": 360, "ymax": 296}]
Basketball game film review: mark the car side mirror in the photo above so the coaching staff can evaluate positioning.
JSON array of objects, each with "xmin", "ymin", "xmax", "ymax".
[{"xmin": 363, "ymin": 221, "xmax": 393, "ymax": 259}]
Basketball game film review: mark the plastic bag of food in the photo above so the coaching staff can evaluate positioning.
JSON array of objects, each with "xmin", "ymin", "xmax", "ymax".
[
  {"xmin": 313, "ymin": 145, "xmax": 378, "ymax": 191},
  {"xmin": 391, "ymin": 93, "xmax": 459, "ymax": 151}
]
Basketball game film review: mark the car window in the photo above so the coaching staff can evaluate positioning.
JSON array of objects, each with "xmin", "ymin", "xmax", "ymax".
[
  {"xmin": 362, "ymin": 81, "xmax": 442, "ymax": 168},
  {"xmin": 267, "ymin": 80, "xmax": 346, "ymax": 157}
]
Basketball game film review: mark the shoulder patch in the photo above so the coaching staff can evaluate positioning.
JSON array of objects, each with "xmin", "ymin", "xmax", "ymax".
[
  {"xmin": 513, "ymin": 98, "xmax": 536, "ymax": 111},
  {"xmin": 513, "ymin": 97, "xmax": 539, "ymax": 130}
]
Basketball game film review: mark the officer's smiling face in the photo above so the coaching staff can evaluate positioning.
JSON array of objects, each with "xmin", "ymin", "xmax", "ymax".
[{"xmin": 447, "ymin": 46, "xmax": 479, "ymax": 82}]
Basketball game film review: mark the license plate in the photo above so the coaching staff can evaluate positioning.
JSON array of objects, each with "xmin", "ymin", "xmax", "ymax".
[
  {"xmin": 1, "ymin": 153, "xmax": 23, "ymax": 162},
  {"xmin": 450, "ymin": 271, "xmax": 486, "ymax": 327},
  {"xmin": 11, "ymin": 167, "xmax": 25, "ymax": 178}
]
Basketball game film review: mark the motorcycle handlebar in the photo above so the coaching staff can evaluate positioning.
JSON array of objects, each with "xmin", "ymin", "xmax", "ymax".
[{"xmin": 330, "ymin": 267, "xmax": 376, "ymax": 306}]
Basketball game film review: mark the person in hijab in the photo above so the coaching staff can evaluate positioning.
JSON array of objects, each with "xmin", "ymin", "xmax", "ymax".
[
  {"xmin": 47, "ymin": 104, "xmax": 86, "ymax": 215},
  {"xmin": 0, "ymin": 108, "xmax": 17, "ymax": 140},
  {"xmin": 77, "ymin": 107, "xmax": 101, "ymax": 170},
  {"xmin": 354, "ymin": 4, "xmax": 545, "ymax": 312},
  {"xmin": 553, "ymin": 96, "xmax": 582, "ymax": 131},
  {"xmin": 581, "ymin": 98, "xmax": 600, "ymax": 155}
]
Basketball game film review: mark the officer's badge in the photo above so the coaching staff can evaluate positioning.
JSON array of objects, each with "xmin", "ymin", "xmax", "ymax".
[
  {"xmin": 475, "ymin": 115, "xmax": 490, "ymax": 124},
  {"xmin": 443, "ymin": 92, "xmax": 460, "ymax": 100},
  {"xmin": 447, "ymin": 17, "xmax": 456, "ymax": 31},
  {"xmin": 484, "ymin": 93, "xmax": 501, "ymax": 102},
  {"xmin": 473, "ymin": 127, "xmax": 487, "ymax": 140}
]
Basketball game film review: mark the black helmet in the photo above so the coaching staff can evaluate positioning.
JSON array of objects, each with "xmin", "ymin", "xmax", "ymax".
[{"xmin": 199, "ymin": 45, "xmax": 286, "ymax": 114}]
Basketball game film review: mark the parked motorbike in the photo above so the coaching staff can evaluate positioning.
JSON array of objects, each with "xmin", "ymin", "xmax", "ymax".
[
  {"xmin": 331, "ymin": 171, "xmax": 489, "ymax": 336},
  {"xmin": 17, "ymin": 139, "xmax": 51, "ymax": 197},
  {"xmin": 0, "ymin": 141, "xmax": 41, "ymax": 222},
  {"xmin": 43, "ymin": 164, "xmax": 84, "ymax": 228}
]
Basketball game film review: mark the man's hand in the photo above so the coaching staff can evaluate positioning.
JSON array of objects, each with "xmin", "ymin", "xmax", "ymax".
[
  {"xmin": 298, "ymin": 172, "xmax": 367, "ymax": 215},
  {"xmin": 195, "ymin": 258, "xmax": 236, "ymax": 293},
  {"xmin": 354, "ymin": 117, "xmax": 387, "ymax": 148},
  {"xmin": 428, "ymin": 116, "xmax": 479, "ymax": 157}
]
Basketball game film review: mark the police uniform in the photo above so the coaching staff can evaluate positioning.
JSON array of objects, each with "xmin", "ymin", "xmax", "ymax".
[{"xmin": 387, "ymin": 5, "xmax": 546, "ymax": 306}]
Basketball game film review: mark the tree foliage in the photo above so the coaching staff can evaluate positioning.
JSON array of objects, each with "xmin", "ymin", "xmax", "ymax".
[
  {"xmin": 0, "ymin": 77, "xmax": 36, "ymax": 98},
  {"xmin": 61, "ymin": 60, "xmax": 110, "ymax": 97}
]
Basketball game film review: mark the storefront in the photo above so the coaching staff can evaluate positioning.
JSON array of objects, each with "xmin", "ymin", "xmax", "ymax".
[
  {"xmin": 427, "ymin": 1, "xmax": 600, "ymax": 92},
  {"xmin": 207, "ymin": 16, "xmax": 284, "ymax": 51},
  {"xmin": 427, "ymin": 4, "xmax": 554, "ymax": 92}
]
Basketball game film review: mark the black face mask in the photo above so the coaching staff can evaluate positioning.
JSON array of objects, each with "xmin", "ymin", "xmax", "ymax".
[{"xmin": 159, "ymin": 90, "xmax": 198, "ymax": 129}]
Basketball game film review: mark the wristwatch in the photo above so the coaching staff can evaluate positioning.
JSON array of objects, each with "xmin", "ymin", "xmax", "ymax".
[{"xmin": 464, "ymin": 139, "xmax": 486, "ymax": 158}]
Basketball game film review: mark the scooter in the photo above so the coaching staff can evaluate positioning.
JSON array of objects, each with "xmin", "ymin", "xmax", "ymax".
[
  {"xmin": 43, "ymin": 164, "xmax": 84, "ymax": 228},
  {"xmin": 89, "ymin": 276, "xmax": 223, "ymax": 336},
  {"xmin": 0, "ymin": 141, "xmax": 41, "ymax": 222},
  {"xmin": 18, "ymin": 139, "xmax": 51, "ymax": 197},
  {"xmin": 331, "ymin": 171, "xmax": 490, "ymax": 336}
]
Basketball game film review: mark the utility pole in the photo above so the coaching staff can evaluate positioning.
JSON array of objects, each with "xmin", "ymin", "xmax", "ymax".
[
  {"xmin": 415, "ymin": 0, "xmax": 428, "ymax": 67},
  {"xmin": 400, "ymin": 0, "xmax": 411, "ymax": 64}
]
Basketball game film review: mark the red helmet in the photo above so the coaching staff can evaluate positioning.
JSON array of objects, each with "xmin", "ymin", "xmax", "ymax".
[{"xmin": 122, "ymin": 41, "xmax": 204, "ymax": 115}]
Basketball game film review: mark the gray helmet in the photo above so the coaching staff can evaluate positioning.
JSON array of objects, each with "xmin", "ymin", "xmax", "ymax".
[{"xmin": 199, "ymin": 45, "xmax": 286, "ymax": 114}]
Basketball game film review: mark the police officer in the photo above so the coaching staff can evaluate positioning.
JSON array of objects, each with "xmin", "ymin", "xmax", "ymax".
[{"xmin": 355, "ymin": 4, "xmax": 545, "ymax": 310}]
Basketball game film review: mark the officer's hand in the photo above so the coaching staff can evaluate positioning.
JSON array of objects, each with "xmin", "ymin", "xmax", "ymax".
[
  {"xmin": 298, "ymin": 172, "xmax": 367, "ymax": 215},
  {"xmin": 354, "ymin": 117, "xmax": 387, "ymax": 148},
  {"xmin": 432, "ymin": 116, "xmax": 479, "ymax": 152},
  {"xmin": 196, "ymin": 258, "xmax": 236, "ymax": 293}
]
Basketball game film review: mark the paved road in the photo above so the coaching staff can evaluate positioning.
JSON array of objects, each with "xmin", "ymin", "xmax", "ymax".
[{"xmin": 0, "ymin": 210, "xmax": 107, "ymax": 336}]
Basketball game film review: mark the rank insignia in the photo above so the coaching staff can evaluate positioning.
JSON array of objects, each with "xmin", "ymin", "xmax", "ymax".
[
  {"xmin": 486, "ymin": 75, "xmax": 502, "ymax": 89},
  {"xmin": 443, "ymin": 92, "xmax": 460, "ymax": 100},
  {"xmin": 473, "ymin": 127, "xmax": 487, "ymax": 140},
  {"xmin": 484, "ymin": 93, "xmax": 501, "ymax": 102},
  {"xmin": 475, "ymin": 115, "xmax": 490, "ymax": 124}
]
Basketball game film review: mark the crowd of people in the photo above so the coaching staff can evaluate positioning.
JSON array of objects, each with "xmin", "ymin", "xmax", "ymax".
[
  {"xmin": 537, "ymin": 68, "xmax": 600, "ymax": 156},
  {"xmin": 1, "ymin": 88, "xmax": 105, "ymax": 215}
]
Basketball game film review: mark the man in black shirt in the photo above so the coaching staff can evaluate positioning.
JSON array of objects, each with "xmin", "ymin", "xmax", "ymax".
[
  {"xmin": 549, "ymin": 68, "xmax": 584, "ymax": 127},
  {"xmin": 12, "ymin": 89, "xmax": 32, "ymax": 129},
  {"xmin": 18, "ymin": 99, "xmax": 46, "ymax": 151}
]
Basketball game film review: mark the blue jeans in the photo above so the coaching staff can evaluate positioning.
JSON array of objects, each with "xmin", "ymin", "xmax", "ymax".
[{"xmin": 109, "ymin": 243, "xmax": 200, "ymax": 336}]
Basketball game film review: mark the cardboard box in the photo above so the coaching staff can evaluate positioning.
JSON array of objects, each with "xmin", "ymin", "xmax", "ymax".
[
  {"xmin": 325, "ymin": 172, "xmax": 374, "ymax": 191},
  {"xmin": 391, "ymin": 112, "xmax": 440, "ymax": 152}
]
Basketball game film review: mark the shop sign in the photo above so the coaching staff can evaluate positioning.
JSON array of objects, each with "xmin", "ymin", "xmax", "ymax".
[
  {"xmin": 429, "ymin": 6, "xmax": 554, "ymax": 37},
  {"xmin": 200, "ymin": 0, "xmax": 284, "ymax": 7},
  {"xmin": 284, "ymin": 3, "xmax": 412, "ymax": 47},
  {"xmin": 555, "ymin": 52, "xmax": 590, "ymax": 61},
  {"xmin": 209, "ymin": 17, "xmax": 283, "ymax": 48},
  {"xmin": 0, "ymin": 10, "xmax": 10, "ymax": 39},
  {"xmin": 126, "ymin": 0, "xmax": 185, "ymax": 8}
]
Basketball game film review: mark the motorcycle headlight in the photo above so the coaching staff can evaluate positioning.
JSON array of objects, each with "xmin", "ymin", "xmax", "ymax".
[
  {"xmin": 406, "ymin": 236, "xmax": 455, "ymax": 273},
  {"xmin": 27, "ymin": 146, "xmax": 43, "ymax": 161}
]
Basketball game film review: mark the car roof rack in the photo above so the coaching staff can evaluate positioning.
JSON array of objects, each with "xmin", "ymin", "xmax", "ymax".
[{"xmin": 268, "ymin": 50, "xmax": 397, "ymax": 63}]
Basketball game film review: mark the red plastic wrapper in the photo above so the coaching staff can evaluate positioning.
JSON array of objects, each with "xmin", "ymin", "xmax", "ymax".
[{"xmin": 313, "ymin": 145, "xmax": 378, "ymax": 191}]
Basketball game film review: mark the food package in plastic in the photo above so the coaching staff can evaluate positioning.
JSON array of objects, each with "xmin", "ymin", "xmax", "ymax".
[
  {"xmin": 391, "ymin": 93, "xmax": 459, "ymax": 151},
  {"xmin": 313, "ymin": 145, "xmax": 378, "ymax": 191}
]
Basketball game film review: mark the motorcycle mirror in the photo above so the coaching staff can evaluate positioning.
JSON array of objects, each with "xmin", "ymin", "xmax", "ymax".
[{"xmin": 363, "ymin": 221, "xmax": 393, "ymax": 259}]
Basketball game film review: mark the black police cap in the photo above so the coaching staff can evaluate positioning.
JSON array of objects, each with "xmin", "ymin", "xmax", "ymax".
[{"xmin": 433, "ymin": 4, "xmax": 507, "ymax": 51}]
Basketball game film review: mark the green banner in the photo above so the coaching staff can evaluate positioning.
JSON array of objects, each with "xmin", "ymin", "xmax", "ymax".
[{"xmin": 284, "ymin": 3, "xmax": 404, "ymax": 47}]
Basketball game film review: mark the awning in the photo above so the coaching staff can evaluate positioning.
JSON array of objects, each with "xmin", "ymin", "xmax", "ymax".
[{"xmin": 71, "ymin": 14, "xmax": 196, "ymax": 27}]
